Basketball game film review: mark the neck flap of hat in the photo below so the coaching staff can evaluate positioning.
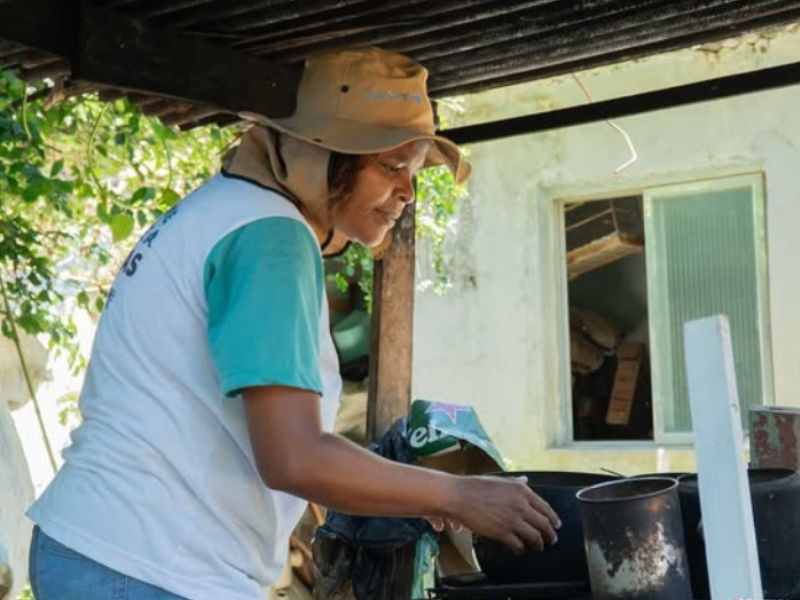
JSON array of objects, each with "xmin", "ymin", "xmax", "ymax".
[
  {"xmin": 222, "ymin": 126, "xmax": 376, "ymax": 258},
  {"xmin": 222, "ymin": 125, "xmax": 330, "ymax": 219}
]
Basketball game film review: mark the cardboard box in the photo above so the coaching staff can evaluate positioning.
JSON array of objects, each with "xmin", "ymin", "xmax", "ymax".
[
  {"xmin": 605, "ymin": 342, "xmax": 644, "ymax": 426},
  {"xmin": 417, "ymin": 445, "xmax": 499, "ymax": 577}
]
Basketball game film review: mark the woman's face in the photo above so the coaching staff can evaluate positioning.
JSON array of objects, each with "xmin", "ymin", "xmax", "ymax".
[{"xmin": 331, "ymin": 140, "xmax": 431, "ymax": 247}]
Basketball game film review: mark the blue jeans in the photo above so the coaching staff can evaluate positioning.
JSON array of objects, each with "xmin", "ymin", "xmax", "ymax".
[{"xmin": 29, "ymin": 526, "xmax": 188, "ymax": 599}]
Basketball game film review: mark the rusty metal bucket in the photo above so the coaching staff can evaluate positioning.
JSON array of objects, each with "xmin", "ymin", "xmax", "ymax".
[
  {"xmin": 577, "ymin": 477, "xmax": 692, "ymax": 600},
  {"xmin": 750, "ymin": 405, "xmax": 800, "ymax": 470}
]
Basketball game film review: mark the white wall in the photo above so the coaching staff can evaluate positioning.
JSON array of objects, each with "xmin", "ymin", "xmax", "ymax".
[
  {"xmin": 0, "ymin": 406, "xmax": 33, "ymax": 599},
  {"xmin": 412, "ymin": 25, "xmax": 800, "ymax": 472},
  {"xmin": 0, "ymin": 333, "xmax": 47, "ymax": 599}
]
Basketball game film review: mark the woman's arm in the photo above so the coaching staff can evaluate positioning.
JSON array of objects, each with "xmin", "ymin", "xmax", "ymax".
[{"xmin": 243, "ymin": 385, "xmax": 560, "ymax": 553}]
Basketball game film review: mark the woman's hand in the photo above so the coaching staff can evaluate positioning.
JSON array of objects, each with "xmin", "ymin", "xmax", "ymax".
[
  {"xmin": 243, "ymin": 385, "xmax": 560, "ymax": 556},
  {"xmin": 445, "ymin": 475, "xmax": 561, "ymax": 554}
]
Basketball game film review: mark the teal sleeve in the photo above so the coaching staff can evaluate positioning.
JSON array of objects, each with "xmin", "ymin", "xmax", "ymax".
[{"xmin": 204, "ymin": 217, "xmax": 324, "ymax": 397}]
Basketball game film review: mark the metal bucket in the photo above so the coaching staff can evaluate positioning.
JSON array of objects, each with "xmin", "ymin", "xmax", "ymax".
[
  {"xmin": 679, "ymin": 468, "xmax": 800, "ymax": 599},
  {"xmin": 473, "ymin": 471, "xmax": 617, "ymax": 583},
  {"xmin": 750, "ymin": 405, "xmax": 800, "ymax": 470},
  {"xmin": 577, "ymin": 477, "xmax": 692, "ymax": 600}
]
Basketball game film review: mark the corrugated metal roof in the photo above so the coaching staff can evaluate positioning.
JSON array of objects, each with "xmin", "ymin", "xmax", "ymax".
[{"xmin": 2, "ymin": 0, "xmax": 800, "ymax": 129}]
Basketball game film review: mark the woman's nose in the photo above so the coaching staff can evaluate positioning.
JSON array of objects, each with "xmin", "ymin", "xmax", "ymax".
[{"xmin": 396, "ymin": 175, "xmax": 415, "ymax": 204}]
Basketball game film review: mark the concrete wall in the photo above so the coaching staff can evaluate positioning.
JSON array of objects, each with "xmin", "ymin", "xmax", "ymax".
[{"xmin": 412, "ymin": 25, "xmax": 800, "ymax": 473}]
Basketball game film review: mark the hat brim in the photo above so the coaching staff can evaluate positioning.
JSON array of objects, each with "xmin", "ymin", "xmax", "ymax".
[{"xmin": 239, "ymin": 111, "xmax": 470, "ymax": 184}]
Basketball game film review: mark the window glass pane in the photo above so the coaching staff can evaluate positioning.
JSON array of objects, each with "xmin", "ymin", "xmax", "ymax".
[{"xmin": 651, "ymin": 186, "xmax": 763, "ymax": 432}]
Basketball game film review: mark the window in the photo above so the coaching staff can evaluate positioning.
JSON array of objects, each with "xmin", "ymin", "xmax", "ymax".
[{"xmin": 561, "ymin": 174, "xmax": 772, "ymax": 444}]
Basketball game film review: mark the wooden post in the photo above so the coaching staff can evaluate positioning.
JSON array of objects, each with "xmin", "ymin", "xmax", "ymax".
[
  {"xmin": 367, "ymin": 202, "xmax": 415, "ymax": 442},
  {"xmin": 683, "ymin": 315, "xmax": 762, "ymax": 600}
]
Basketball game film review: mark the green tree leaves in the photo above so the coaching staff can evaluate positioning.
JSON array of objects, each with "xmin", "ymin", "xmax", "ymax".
[
  {"xmin": 0, "ymin": 70, "xmax": 237, "ymax": 367},
  {"xmin": 110, "ymin": 213, "xmax": 134, "ymax": 241},
  {"xmin": 415, "ymin": 165, "xmax": 466, "ymax": 294},
  {"xmin": 0, "ymin": 68, "xmax": 465, "ymax": 381}
]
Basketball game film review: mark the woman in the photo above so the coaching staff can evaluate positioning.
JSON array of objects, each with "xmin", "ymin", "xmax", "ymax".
[{"xmin": 27, "ymin": 47, "xmax": 560, "ymax": 600}]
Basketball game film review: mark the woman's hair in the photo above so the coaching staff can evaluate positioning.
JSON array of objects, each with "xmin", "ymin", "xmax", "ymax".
[{"xmin": 327, "ymin": 151, "xmax": 376, "ymax": 207}]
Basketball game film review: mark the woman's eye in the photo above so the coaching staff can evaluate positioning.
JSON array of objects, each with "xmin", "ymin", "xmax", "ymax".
[{"xmin": 382, "ymin": 162, "xmax": 402, "ymax": 174}]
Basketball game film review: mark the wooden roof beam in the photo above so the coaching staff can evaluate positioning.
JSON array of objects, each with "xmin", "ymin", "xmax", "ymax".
[
  {"xmin": 74, "ymin": 1, "xmax": 300, "ymax": 117},
  {"xmin": 0, "ymin": 0, "xmax": 301, "ymax": 118},
  {"xmin": 444, "ymin": 60, "xmax": 800, "ymax": 145},
  {"xmin": 0, "ymin": 0, "xmax": 78, "ymax": 58}
]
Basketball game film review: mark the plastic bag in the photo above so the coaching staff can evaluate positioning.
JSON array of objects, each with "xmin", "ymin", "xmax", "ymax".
[{"xmin": 312, "ymin": 418, "xmax": 430, "ymax": 599}]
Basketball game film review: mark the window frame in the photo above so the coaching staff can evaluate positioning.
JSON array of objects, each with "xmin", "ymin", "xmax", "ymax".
[
  {"xmin": 643, "ymin": 173, "xmax": 773, "ymax": 444},
  {"xmin": 551, "ymin": 172, "xmax": 773, "ymax": 448}
]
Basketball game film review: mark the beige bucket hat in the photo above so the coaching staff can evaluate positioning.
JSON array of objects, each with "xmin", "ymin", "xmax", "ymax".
[{"xmin": 240, "ymin": 46, "xmax": 470, "ymax": 183}]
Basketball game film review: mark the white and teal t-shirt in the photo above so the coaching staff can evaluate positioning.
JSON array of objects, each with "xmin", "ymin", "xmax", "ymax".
[{"xmin": 27, "ymin": 174, "xmax": 342, "ymax": 600}]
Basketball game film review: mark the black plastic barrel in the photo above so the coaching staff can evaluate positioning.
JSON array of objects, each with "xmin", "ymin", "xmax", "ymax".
[
  {"xmin": 678, "ymin": 468, "xmax": 800, "ymax": 599},
  {"xmin": 472, "ymin": 471, "xmax": 617, "ymax": 583},
  {"xmin": 577, "ymin": 477, "xmax": 692, "ymax": 600}
]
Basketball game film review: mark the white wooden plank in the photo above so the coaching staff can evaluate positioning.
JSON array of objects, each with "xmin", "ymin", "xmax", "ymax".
[{"xmin": 683, "ymin": 315, "xmax": 762, "ymax": 600}]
